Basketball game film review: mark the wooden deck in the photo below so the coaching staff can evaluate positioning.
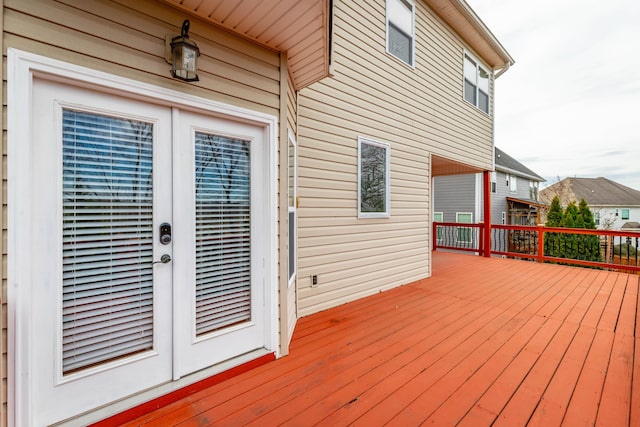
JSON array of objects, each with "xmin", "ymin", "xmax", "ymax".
[{"xmin": 120, "ymin": 252, "xmax": 640, "ymax": 426}]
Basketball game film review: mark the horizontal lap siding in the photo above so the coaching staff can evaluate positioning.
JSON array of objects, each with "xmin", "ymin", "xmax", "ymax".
[
  {"xmin": 296, "ymin": 0, "xmax": 494, "ymax": 315},
  {"xmin": 1, "ymin": 0, "xmax": 281, "ymax": 421},
  {"xmin": 433, "ymin": 174, "xmax": 478, "ymax": 223}
]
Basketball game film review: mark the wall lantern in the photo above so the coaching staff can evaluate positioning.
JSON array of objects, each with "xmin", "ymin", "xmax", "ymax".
[{"xmin": 170, "ymin": 20, "xmax": 200, "ymax": 82}]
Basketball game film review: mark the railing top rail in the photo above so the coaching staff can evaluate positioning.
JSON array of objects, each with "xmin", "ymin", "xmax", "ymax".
[{"xmin": 435, "ymin": 222, "xmax": 483, "ymax": 228}]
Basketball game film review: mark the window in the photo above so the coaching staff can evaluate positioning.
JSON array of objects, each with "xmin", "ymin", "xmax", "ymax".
[
  {"xmin": 490, "ymin": 171, "xmax": 497, "ymax": 193},
  {"xmin": 509, "ymin": 174, "xmax": 517, "ymax": 193},
  {"xmin": 387, "ymin": 0, "xmax": 414, "ymax": 66},
  {"xmin": 434, "ymin": 212, "xmax": 443, "ymax": 241},
  {"xmin": 594, "ymin": 212, "xmax": 600, "ymax": 226},
  {"xmin": 358, "ymin": 137, "xmax": 390, "ymax": 218},
  {"xmin": 463, "ymin": 53, "xmax": 490, "ymax": 114},
  {"xmin": 621, "ymin": 208, "xmax": 630, "ymax": 220},
  {"xmin": 456, "ymin": 212, "xmax": 473, "ymax": 243},
  {"xmin": 501, "ymin": 211, "xmax": 506, "ymax": 225},
  {"xmin": 529, "ymin": 180, "xmax": 539, "ymax": 200},
  {"xmin": 287, "ymin": 131, "xmax": 297, "ymax": 286}
]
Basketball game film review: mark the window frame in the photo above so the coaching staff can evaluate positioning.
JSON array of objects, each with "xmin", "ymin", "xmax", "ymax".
[
  {"xmin": 287, "ymin": 129, "xmax": 297, "ymax": 287},
  {"xmin": 621, "ymin": 208, "xmax": 630, "ymax": 220},
  {"xmin": 529, "ymin": 180, "xmax": 539, "ymax": 200},
  {"xmin": 463, "ymin": 51, "xmax": 491, "ymax": 115},
  {"xmin": 358, "ymin": 136, "xmax": 391, "ymax": 218},
  {"xmin": 386, "ymin": 0, "xmax": 415, "ymax": 67}
]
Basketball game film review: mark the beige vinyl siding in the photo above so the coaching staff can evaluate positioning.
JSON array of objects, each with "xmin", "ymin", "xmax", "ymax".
[
  {"xmin": 4, "ymin": 0, "xmax": 281, "ymax": 115},
  {"xmin": 287, "ymin": 70, "xmax": 298, "ymax": 134},
  {"xmin": 296, "ymin": 0, "xmax": 494, "ymax": 315},
  {"xmin": 2, "ymin": 0, "xmax": 283, "ymax": 421}
]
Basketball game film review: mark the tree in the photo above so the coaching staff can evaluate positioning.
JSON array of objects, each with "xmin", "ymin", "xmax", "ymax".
[
  {"xmin": 544, "ymin": 197, "xmax": 601, "ymax": 264},
  {"xmin": 578, "ymin": 198, "xmax": 596, "ymax": 229},
  {"xmin": 546, "ymin": 196, "xmax": 564, "ymax": 226},
  {"xmin": 561, "ymin": 201, "xmax": 579, "ymax": 228}
]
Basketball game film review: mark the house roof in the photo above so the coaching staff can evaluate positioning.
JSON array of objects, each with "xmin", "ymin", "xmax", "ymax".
[
  {"xmin": 506, "ymin": 197, "xmax": 548, "ymax": 209},
  {"xmin": 621, "ymin": 222, "xmax": 640, "ymax": 230},
  {"xmin": 495, "ymin": 147, "xmax": 545, "ymax": 182},
  {"xmin": 540, "ymin": 177, "xmax": 640, "ymax": 206},
  {"xmin": 160, "ymin": 0, "xmax": 514, "ymax": 91}
]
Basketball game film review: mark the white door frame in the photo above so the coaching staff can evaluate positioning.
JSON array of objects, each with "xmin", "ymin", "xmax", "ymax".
[{"xmin": 7, "ymin": 48, "xmax": 279, "ymax": 426}]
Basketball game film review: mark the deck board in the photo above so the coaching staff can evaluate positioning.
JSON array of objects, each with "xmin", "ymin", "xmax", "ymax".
[{"xmin": 117, "ymin": 253, "xmax": 640, "ymax": 427}]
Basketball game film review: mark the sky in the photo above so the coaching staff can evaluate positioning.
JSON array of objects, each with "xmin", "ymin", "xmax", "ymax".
[{"xmin": 466, "ymin": 0, "xmax": 640, "ymax": 190}]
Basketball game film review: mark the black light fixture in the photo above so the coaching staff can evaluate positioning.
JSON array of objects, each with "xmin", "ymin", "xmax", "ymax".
[{"xmin": 170, "ymin": 20, "xmax": 200, "ymax": 82}]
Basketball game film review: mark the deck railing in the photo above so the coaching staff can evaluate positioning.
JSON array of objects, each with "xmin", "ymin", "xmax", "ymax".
[{"xmin": 433, "ymin": 222, "xmax": 640, "ymax": 273}]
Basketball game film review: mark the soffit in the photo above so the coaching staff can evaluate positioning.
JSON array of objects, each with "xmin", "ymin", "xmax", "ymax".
[
  {"xmin": 432, "ymin": 154, "xmax": 483, "ymax": 176},
  {"xmin": 423, "ymin": 0, "xmax": 514, "ymax": 70},
  {"xmin": 160, "ymin": 0, "xmax": 330, "ymax": 90}
]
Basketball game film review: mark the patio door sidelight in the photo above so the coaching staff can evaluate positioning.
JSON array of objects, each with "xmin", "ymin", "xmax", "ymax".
[{"xmin": 26, "ymin": 78, "xmax": 268, "ymax": 425}]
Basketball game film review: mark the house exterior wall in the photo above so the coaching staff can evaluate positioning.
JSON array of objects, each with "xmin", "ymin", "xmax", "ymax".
[
  {"xmin": 296, "ymin": 0, "xmax": 496, "ymax": 316},
  {"xmin": 592, "ymin": 206, "xmax": 640, "ymax": 230},
  {"xmin": 433, "ymin": 174, "xmax": 478, "ymax": 222},
  {"xmin": 434, "ymin": 170, "xmax": 541, "ymax": 228},
  {"xmin": 2, "ymin": 0, "xmax": 292, "ymax": 423},
  {"xmin": 494, "ymin": 171, "xmax": 539, "ymax": 224}
]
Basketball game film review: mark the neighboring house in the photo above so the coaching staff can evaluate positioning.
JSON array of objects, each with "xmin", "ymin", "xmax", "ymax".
[
  {"xmin": 433, "ymin": 147, "xmax": 546, "ymax": 235},
  {"xmin": 540, "ymin": 177, "xmax": 640, "ymax": 230},
  {"xmin": 3, "ymin": 1, "xmax": 512, "ymax": 425}
]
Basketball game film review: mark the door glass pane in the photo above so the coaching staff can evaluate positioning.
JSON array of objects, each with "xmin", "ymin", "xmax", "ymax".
[
  {"xmin": 195, "ymin": 133, "xmax": 251, "ymax": 336},
  {"xmin": 62, "ymin": 110, "xmax": 154, "ymax": 375}
]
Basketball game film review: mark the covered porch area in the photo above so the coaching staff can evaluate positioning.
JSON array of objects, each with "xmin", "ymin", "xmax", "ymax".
[{"xmin": 113, "ymin": 252, "xmax": 639, "ymax": 426}]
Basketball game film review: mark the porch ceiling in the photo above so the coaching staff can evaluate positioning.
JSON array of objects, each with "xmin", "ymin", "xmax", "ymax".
[
  {"xmin": 159, "ymin": 0, "xmax": 331, "ymax": 90},
  {"xmin": 432, "ymin": 154, "xmax": 484, "ymax": 176}
]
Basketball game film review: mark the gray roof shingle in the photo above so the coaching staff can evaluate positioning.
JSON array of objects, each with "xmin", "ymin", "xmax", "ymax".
[
  {"xmin": 541, "ymin": 177, "xmax": 640, "ymax": 206},
  {"xmin": 495, "ymin": 147, "xmax": 545, "ymax": 182}
]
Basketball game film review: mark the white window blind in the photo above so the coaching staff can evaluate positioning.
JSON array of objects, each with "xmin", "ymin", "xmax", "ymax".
[
  {"xmin": 195, "ymin": 133, "xmax": 252, "ymax": 336},
  {"xmin": 62, "ymin": 110, "xmax": 154, "ymax": 374}
]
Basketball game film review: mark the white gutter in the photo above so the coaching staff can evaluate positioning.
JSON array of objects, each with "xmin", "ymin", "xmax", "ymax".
[{"xmin": 494, "ymin": 61, "xmax": 510, "ymax": 79}]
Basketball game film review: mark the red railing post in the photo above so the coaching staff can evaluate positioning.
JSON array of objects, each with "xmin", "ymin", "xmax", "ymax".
[
  {"xmin": 483, "ymin": 170, "xmax": 492, "ymax": 257},
  {"xmin": 432, "ymin": 220, "xmax": 438, "ymax": 251},
  {"xmin": 537, "ymin": 224, "xmax": 545, "ymax": 263}
]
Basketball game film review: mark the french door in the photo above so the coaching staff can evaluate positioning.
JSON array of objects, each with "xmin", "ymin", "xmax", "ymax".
[{"xmin": 26, "ymin": 78, "xmax": 268, "ymax": 425}]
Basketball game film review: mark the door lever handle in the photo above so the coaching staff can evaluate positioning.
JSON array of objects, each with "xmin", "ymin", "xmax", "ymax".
[{"xmin": 153, "ymin": 254, "xmax": 172, "ymax": 264}]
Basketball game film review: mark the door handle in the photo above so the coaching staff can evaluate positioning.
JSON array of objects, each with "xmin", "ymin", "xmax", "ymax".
[{"xmin": 153, "ymin": 254, "xmax": 172, "ymax": 264}]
